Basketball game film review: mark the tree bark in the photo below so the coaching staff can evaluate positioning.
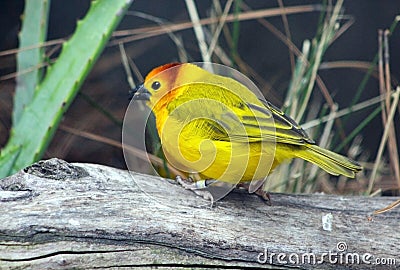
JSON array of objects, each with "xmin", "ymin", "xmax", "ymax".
[{"xmin": 0, "ymin": 158, "xmax": 399, "ymax": 269}]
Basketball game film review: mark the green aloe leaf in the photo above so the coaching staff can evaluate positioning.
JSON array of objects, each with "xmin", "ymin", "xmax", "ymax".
[
  {"xmin": 14, "ymin": 0, "xmax": 50, "ymax": 125},
  {"xmin": 0, "ymin": 0, "xmax": 133, "ymax": 178}
]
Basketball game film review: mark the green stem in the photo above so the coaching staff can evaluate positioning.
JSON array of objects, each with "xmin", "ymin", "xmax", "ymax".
[{"xmin": 0, "ymin": 0, "xmax": 132, "ymax": 178}]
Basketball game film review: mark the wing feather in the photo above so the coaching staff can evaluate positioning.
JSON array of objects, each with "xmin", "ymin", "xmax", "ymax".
[{"xmin": 170, "ymin": 83, "xmax": 315, "ymax": 146}]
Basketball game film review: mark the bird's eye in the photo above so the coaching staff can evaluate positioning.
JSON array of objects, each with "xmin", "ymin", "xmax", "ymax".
[{"xmin": 151, "ymin": 81, "xmax": 161, "ymax": 90}]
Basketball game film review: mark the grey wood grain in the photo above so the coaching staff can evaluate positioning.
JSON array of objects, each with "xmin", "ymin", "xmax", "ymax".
[{"xmin": 0, "ymin": 158, "xmax": 398, "ymax": 269}]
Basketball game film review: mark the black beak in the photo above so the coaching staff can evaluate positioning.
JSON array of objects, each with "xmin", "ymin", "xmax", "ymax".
[{"xmin": 129, "ymin": 83, "xmax": 151, "ymax": 101}]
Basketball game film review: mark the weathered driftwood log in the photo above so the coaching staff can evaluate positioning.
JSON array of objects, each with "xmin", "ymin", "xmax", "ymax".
[{"xmin": 0, "ymin": 158, "xmax": 399, "ymax": 269}]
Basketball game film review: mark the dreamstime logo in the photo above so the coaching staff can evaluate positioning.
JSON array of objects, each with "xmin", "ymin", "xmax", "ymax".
[
  {"xmin": 257, "ymin": 242, "xmax": 397, "ymax": 266},
  {"xmin": 122, "ymin": 62, "xmax": 276, "ymax": 206}
]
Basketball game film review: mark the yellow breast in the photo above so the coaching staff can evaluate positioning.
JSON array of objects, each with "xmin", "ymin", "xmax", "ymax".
[{"xmin": 158, "ymin": 116, "xmax": 276, "ymax": 183}]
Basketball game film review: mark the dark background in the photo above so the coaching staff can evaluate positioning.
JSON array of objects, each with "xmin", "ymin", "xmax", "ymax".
[{"xmin": 0, "ymin": 1, "xmax": 399, "ymax": 175}]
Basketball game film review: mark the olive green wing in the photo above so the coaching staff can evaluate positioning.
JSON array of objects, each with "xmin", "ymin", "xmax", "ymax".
[
  {"xmin": 249, "ymin": 99, "xmax": 314, "ymax": 145},
  {"xmin": 216, "ymin": 97, "xmax": 315, "ymax": 145},
  {"xmin": 172, "ymin": 83, "xmax": 314, "ymax": 145}
]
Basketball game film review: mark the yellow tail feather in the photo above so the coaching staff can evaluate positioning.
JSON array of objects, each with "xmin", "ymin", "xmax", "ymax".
[{"xmin": 296, "ymin": 144, "xmax": 362, "ymax": 178}]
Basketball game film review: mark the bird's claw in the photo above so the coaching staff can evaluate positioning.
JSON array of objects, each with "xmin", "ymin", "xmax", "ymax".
[
  {"xmin": 238, "ymin": 182, "xmax": 272, "ymax": 205},
  {"xmin": 254, "ymin": 188, "xmax": 272, "ymax": 205},
  {"xmin": 175, "ymin": 176, "xmax": 215, "ymax": 206}
]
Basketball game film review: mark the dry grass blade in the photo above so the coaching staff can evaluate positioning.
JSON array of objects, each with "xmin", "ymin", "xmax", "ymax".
[
  {"xmin": 127, "ymin": 55, "xmax": 144, "ymax": 83},
  {"xmin": 277, "ymin": 0, "xmax": 295, "ymax": 72},
  {"xmin": 240, "ymin": 2, "xmax": 302, "ymax": 69},
  {"xmin": 295, "ymin": 0, "xmax": 343, "ymax": 123},
  {"xmin": 330, "ymin": 15, "xmax": 355, "ymax": 44},
  {"xmin": 0, "ymin": 5, "xmax": 321, "ymax": 82},
  {"xmin": 285, "ymin": 40, "xmax": 310, "ymax": 116},
  {"xmin": 253, "ymin": 11, "xmax": 340, "ymax": 121},
  {"xmin": 110, "ymin": 5, "xmax": 320, "ymax": 46},
  {"xmin": 185, "ymin": 0, "xmax": 210, "ymax": 63},
  {"xmin": 0, "ymin": 62, "xmax": 49, "ymax": 81},
  {"xmin": 59, "ymin": 125, "xmax": 185, "ymax": 177},
  {"xmin": 240, "ymin": 2, "xmax": 341, "ymax": 131},
  {"xmin": 319, "ymin": 60, "xmax": 377, "ymax": 75},
  {"xmin": 0, "ymin": 38, "xmax": 65, "ymax": 58},
  {"xmin": 383, "ymin": 30, "xmax": 400, "ymax": 190},
  {"xmin": 302, "ymin": 92, "xmax": 390, "ymax": 130},
  {"xmin": 373, "ymin": 198, "xmax": 400, "ymax": 215},
  {"xmin": 119, "ymin": 43, "xmax": 135, "ymax": 89},
  {"xmin": 127, "ymin": 11, "xmax": 189, "ymax": 62},
  {"xmin": 376, "ymin": 29, "xmax": 400, "ymax": 192},
  {"xmin": 319, "ymin": 104, "xmax": 338, "ymax": 149},
  {"xmin": 368, "ymin": 86, "xmax": 400, "ymax": 194},
  {"xmin": 1, "ymin": 39, "xmax": 63, "ymax": 82},
  {"xmin": 307, "ymin": 104, "xmax": 338, "ymax": 182},
  {"xmin": 206, "ymin": 0, "xmax": 233, "ymax": 59}
]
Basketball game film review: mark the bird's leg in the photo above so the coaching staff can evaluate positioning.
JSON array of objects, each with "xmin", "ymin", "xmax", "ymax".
[
  {"xmin": 237, "ymin": 183, "xmax": 272, "ymax": 205},
  {"xmin": 254, "ymin": 187, "xmax": 272, "ymax": 205},
  {"xmin": 175, "ymin": 176, "xmax": 215, "ymax": 204}
]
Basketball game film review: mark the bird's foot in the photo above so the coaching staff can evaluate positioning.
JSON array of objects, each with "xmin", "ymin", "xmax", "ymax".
[
  {"xmin": 175, "ymin": 176, "xmax": 215, "ymax": 205},
  {"xmin": 254, "ymin": 188, "xmax": 272, "ymax": 205},
  {"xmin": 238, "ymin": 183, "xmax": 272, "ymax": 205}
]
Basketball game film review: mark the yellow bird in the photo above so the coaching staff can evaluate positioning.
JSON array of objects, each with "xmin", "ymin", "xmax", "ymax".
[{"xmin": 131, "ymin": 63, "xmax": 361, "ymax": 190}]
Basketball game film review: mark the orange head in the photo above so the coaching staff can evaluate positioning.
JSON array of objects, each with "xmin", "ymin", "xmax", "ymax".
[
  {"xmin": 130, "ymin": 63, "xmax": 182, "ymax": 106},
  {"xmin": 130, "ymin": 63, "xmax": 191, "ymax": 134}
]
